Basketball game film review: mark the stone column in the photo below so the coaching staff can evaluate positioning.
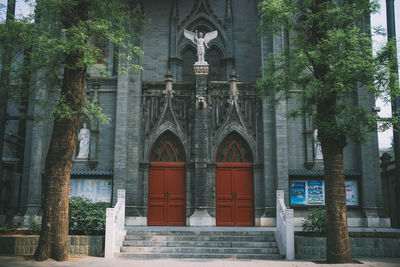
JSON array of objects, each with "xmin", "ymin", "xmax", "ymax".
[{"xmin": 189, "ymin": 64, "xmax": 215, "ymax": 226}]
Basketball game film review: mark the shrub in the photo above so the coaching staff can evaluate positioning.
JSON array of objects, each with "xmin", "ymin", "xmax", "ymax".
[
  {"xmin": 26, "ymin": 221, "xmax": 41, "ymax": 235},
  {"xmin": 69, "ymin": 196, "xmax": 110, "ymax": 235},
  {"xmin": 0, "ymin": 220, "xmax": 21, "ymax": 233},
  {"xmin": 302, "ymin": 207, "xmax": 326, "ymax": 233}
]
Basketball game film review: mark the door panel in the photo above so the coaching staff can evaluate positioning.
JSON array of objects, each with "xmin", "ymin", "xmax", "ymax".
[
  {"xmin": 236, "ymin": 168, "xmax": 254, "ymax": 226},
  {"xmin": 166, "ymin": 168, "xmax": 186, "ymax": 225},
  {"xmin": 216, "ymin": 166, "xmax": 254, "ymax": 226},
  {"xmin": 148, "ymin": 166, "xmax": 186, "ymax": 226},
  {"xmin": 148, "ymin": 168, "xmax": 167, "ymax": 225},
  {"xmin": 216, "ymin": 169, "xmax": 234, "ymax": 226}
]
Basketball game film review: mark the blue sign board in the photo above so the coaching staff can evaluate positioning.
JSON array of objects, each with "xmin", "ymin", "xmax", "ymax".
[{"xmin": 290, "ymin": 181, "xmax": 306, "ymax": 205}]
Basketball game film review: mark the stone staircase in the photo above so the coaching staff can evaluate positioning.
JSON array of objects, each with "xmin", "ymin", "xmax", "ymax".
[{"xmin": 116, "ymin": 227, "xmax": 283, "ymax": 259}]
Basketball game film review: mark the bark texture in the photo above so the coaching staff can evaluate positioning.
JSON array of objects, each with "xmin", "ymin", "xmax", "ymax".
[
  {"xmin": 34, "ymin": 58, "xmax": 87, "ymax": 261},
  {"xmin": 34, "ymin": 1, "xmax": 89, "ymax": 261},
  {"xmin": 321, "ymin": 139, "xmax": 351, "ymax": 263}
]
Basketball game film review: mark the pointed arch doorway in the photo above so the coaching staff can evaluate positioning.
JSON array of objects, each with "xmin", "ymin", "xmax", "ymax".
[
  {"xmin": 215, "ymin": 133, "xmax": 254, "ymax": 226},
  {"xmin": 148, "ymin": 131, "xmax": 186, "ymax": 226}
]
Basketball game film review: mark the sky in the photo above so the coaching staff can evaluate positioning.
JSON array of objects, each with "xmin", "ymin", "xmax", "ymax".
[{"xmin": 1, "ymin": 0, "xmax": 400, "ymax": 150}]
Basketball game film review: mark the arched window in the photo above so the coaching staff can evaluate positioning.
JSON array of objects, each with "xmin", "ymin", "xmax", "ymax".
[
  {"xmin": 150, "ymin": 131, "xmax": 185, "ymax": 162},
  {"xmin": 207, "ymin": 47, "xmax": 225, "ymax": 81},
  {"xmin": 216, "ymin": 132, "xmax": 252, "ymax": 163},
  {"xmin": 182, "ymin": 47, "xmax": 196, "ymax": 82}
]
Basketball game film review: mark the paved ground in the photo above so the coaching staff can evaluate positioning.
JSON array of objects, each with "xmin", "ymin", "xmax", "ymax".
[{"xmin": 0, "ymin": 256, "xmax": 400, "ymax": 267}]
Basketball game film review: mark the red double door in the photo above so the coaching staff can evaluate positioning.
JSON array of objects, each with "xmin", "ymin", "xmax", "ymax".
[
  {"xmin": 147, "ymin": 163, "xmax": 186, "ymax": 226},
  {"xmin": 216, "ymin": 163, "xmax": 254, "ymax": 226}
]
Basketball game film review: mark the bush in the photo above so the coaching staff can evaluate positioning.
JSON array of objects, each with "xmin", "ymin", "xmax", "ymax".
[
  {"xmin": 0, "ymin": 220, "xmax": 21, "ymax": 233},
  {"xmin": 302, "ymin": 207, "xmax": 326, "ymax": 233},
  {"xmin": 69, "ymin": 196, "xmax": 110, "ymax": 235},
  {"xmin": 26, "ymin": 221, "xmax": 41, "ymax": 235}
]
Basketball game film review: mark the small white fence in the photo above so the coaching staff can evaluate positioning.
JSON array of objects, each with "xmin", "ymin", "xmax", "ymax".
[
  {"xmin": 275, "ymin": 190, "xmax": 294, "ymax": 260},
  {"xmin": 105, "ymin": 189, "xmax": 126, "ymax": 259}
]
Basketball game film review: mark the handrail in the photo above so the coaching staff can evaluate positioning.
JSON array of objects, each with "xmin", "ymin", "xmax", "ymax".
[
  {"xmin": 275, "ymin": 190, "xmax": 294, "ymax": 260},
  {"xmin": 105, "ymin": 189, "xmax": 126, "ymax": 258}
]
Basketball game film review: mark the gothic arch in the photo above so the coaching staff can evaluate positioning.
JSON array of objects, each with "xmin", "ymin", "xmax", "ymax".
[
  {"xmin": 149, "ymin": 130, "xmax": 186, "ymax": 163},
  {"xmin": 178, "ymin": 17, "xmax": 227, "ymax": 49},
  {"xmin": 213, "ymin": 128, "xmax": 255, "ymax": 163},
  {"xmin": 177, "ymin": 16, "xmax": 226, "ymax": 59},
  {"xmin": 145, "ymin": 124, "xmax": 189, "ymax": 163},
  {"xmin": 181, "ymin": 46, "xmax": 196, "ymax": 81},
  {"xmin": 215, "ymin": 132, "xmax": 253, "ymax": 163},
  {"xmin": 207, "ymin": 45, "xmax": 225, "ymax": 81}
]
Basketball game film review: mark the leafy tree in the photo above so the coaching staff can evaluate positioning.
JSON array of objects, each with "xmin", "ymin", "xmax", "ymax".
[
  {"xmin": 257, "ymin": 0, "xmax": 398, "ymax": 263},
  {"xmin": 0, "ymin": 0, "xmax": 143, "ymax": 261}
]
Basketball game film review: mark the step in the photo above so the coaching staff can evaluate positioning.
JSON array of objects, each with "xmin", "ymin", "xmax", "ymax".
[
  {"xmin": 120, "ymin": 246, "xmax": 280, "ymax": 254},
  {"xmin": 117, "ymin": 252, "xmax": 284, "ymax": 260},
  {"xmin": 122, "ymin": 240, "xmax": 277, "ymax": 248},
  {"xmin": 126, "ymin": 230, "xmax": 275, "ymax": 236},
  {"xmin": 120, "ymin": 228, "xmax": 281, "ymax": 260},
  {"xmin": 124, "ymin": 235, "xmax": 276, "ymax": 242}
]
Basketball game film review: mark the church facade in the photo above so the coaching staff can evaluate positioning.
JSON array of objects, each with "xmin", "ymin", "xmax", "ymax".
[{"xmin": 2, "ymin": 0, "xmax": 389, "ymax": 227}]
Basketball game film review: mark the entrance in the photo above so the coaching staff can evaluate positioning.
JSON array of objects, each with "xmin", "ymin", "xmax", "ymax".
[
  {"xmin": 215, "ymin": 133, "xmax": 254, "ymax": 226},
  {"xmin": 148, "ymin": 132, "xmax": 186, "ymax": 226}
]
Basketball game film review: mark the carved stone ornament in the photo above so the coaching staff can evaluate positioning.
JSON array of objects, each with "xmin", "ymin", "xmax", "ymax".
[
  {"xmin": 194, "ymin": 64, "xmax": 209, "ymax": 76},
  {"xmin": 285, "ymin": 209, "xmax": 294, "ymax": 218},
  {"xmin": 277, "ymin": 190, "xmax": 284, "ymax": 200},
  {"xmin": 106, "ymin": 208, "xmax": 114, "ymax": 217},
  {"xmin": 117, "ymin": 189, "xmax": 126, "ymax": 199}
]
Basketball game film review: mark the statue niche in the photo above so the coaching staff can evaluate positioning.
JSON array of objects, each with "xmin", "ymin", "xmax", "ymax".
[{"xmin": 181, "ymin": 28, "xmax": 224, "ymax": 81}]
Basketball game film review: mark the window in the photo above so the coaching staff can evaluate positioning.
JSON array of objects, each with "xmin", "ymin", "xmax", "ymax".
[
  {"xmin": 150, "ymin": 131, "xmax": 185, "ymax": 162},
  {"xmin": 182, "ymin": 48, "xmax": 196, "ymax": 82},
  {"xmin": 216, "ymin": 132, "xmax": 252, "ymax": 163}
]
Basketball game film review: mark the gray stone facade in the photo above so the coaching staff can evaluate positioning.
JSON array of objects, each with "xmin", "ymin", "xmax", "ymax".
[{"xmin": 0, "ymin": 0, "xmax": 389, "ymax": 228}]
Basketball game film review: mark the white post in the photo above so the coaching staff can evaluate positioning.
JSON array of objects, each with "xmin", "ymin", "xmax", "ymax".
[
  {"xmin": 105, "ymin": 189, "xmax": 126, "ymax": 259},
  {"xmin": 275, "ymin": 190, "xmax": 295, "ymax": 260},
  {"xmin": 276, "ymin": 190, "xmax": 284, "ymax": 219},
  {"xmin": 105, "ymin": 208, "xmax": 115, "ymax": 259},
  {"xmin": 116, "ymin": 189, "xmax": 126, "ymax": 248},
  {"xmin": 285, "ymin": 208, "xmax": 295, "ymax": 260}
]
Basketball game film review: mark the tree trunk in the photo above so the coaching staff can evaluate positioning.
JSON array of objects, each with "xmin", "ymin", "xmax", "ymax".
[
  {"xmin": 321, "ymin": 138, "xmax": 351, "ymax": 263},
  {"xmin": 34, "ymin": 55, "xmax": 86, "ymax": 261}
]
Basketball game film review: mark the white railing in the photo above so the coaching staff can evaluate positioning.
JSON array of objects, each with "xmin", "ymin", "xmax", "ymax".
[
  {"xmin": 275, "ymin": 190, "xmax": 294, "ymax": 260},
  {"xmin": 105, "ymin": 189, "xmax": 126, "ymax": 258}
]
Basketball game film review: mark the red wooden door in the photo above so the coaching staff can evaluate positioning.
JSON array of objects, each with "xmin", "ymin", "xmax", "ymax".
[
  {"xmin": 215, "ymin": 133, "xmax": 254, "ymax": 226},
  {"xmin": 148, "ymin": 163, "xmax": 186, "ymax": 226},
  {"xmin": 148, "ymin": 132, "xmax": 186, "ymax": 226},
  {"xmin": 216, "ymin": 164, "xmax": 254, "ymax": 226}
]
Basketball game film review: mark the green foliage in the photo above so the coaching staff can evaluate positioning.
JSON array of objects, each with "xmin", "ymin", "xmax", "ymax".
[
  {"xmin": 0, "ymin": 220, "xmax": 21, "ymax": 233},
  {"xmin": 26, "ymin": 221, "xmax": 41, "ymax": 235},
  {"xmin": 302, "ymin": 207, "xmax": 326, "ymax": 233},
  {"xmin": 83, "ymin": 98, "xmax": 111, "ymax": 125},
  {"xmin": 69, "ymin": 196, "xmax": 110, "ymax": 235},
  {"xmin": 0, "ymin": 0, "xmax": 145, "ymax": 123},
  {"xmin": 257, "ymin": 0, "xmax": 399, "ymax": 145}
]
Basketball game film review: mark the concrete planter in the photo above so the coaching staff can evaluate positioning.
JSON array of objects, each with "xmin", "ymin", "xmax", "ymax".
[
  {"xmin": 0, "ymin": 235, "xmax": 104, "ymax": 257},
  {"xmin": 295, "ymin": 233, "xmax": 400, "ymax": 259}
]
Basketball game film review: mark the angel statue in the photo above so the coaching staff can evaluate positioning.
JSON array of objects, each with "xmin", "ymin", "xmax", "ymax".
[{"xmin": 184, "ymin": 29, "xmax": 218, "ymax": 64}]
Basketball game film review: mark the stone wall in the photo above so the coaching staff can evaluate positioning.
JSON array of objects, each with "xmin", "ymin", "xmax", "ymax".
[
  {"xmin": 0, "ymin": 236, "xmax": 104, "ymax": 257},
  {"xmin": 295, "ymin": 234, "xmax": 400, "ymax": 259}
]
